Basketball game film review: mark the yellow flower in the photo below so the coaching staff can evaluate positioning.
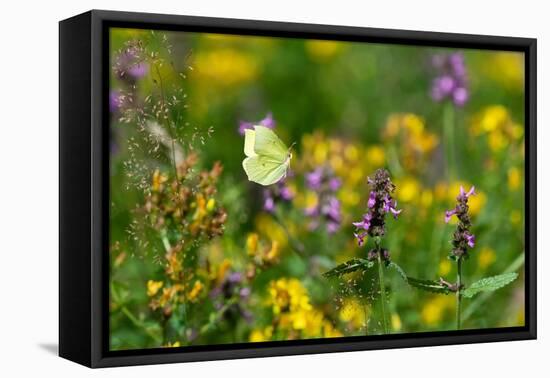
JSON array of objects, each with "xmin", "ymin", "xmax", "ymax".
[
  {"xmin": 478, "ymin": 247, "xmax": 496, "ymax": 269},
  {"xmin": 246, "ymin": 233, "xmax": 259, "ymax": 256},
  {"xmin": 420, "ymin": 189, "xmax": 433, "ymax": 208},
  {"xmin": 305, "ymin": 40, "xmax": 344, "ymax": 62},
  {"xmin": 421, "ymin": 295, "xmax": 454, "ymax": 326},
  {"xmin": 187, "ymin": 280, "xmax": 204, "ymax": 302},
  {"xmin": 249, "ymin": 326, "xmax": 273, "ymax": 342},
  {"xmin": 484, "ymin": 52, "xmax": 524, "ymax": 90},
  {"xmin": 206, "ymin": 198, "xmax": 216, "ymax": 212},
  {"xmin": 164, "ymin": 341, "xmax": 181, "ymax": 348},
  {"xmin": 470, "ymin": 105, "xmax": 524, "ymax": 152},
  {"xmin": 344, "ymin": 145, "xmax": 359, "ymax": 162},
  {"xmin": 151, "ymin": 169, "xmax": 167, "ymax": 192},
  {"xmin": 383, "ymin": 113, "xmax": 438, "ymax": 172},
  {"xmin": 194, "ymin": 49, "xmax": 258, "ymax": 86},
  {"xmin": 488, "ymin": 130, "xmax": 508, "ymax": 152},
  {"xmin": 266, "ymin": 278, "xmax": 333, "ymax": 337},
  {"xmin": 391, "ymin": 314, "xmax": 402, "ymax": 332},
  {"xmin": 265, "ymin": 240, "xmax": 280, "ymax": 263},
  {"xmin": 323, "ymin": 322, "xmax": 343, "ymax": 338},
  {"xmin": 339, "ymin": 298, "xmax": 367, "ymax": 329},
  {"xmin": 396, "ymin": 177, "xmax": 421, "ymax": 203},
  {"xmin": 474, "ymin": 105, "xmax": 509, "ymax": 134},
  {"xmin": 438, "ymin": 259, "xmax": 452, "ymax": 276},
  {"xmin": 508, "ymin": 167, "xmax": 522, "ymax": 191},
  {"xmin": 366, "ymin": 146, "xmax": 386, "ymax": 167},
  {"xmin": 147, "ymin": 280, "xmax": 164, "ymax": 297}
]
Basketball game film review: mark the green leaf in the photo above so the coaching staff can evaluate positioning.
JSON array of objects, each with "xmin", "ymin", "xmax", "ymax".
[
  {"xmin": 405, "ymin": 276, "xmax": 452, "ymax": 294},
  {"xmin": 462, "ymin": 272, "xmax": 518, "ymax": 299},
  {"xmin": 322, "ymin": 258, "xmax": 373, "ymax": 278},
  {"xmin": 387, "ymin": 262, "xmax": 408, "ymax": 282}
]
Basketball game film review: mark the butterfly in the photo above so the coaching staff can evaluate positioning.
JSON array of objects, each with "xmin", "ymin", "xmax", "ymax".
[{"xmin": 242, "ymin": 126, "xmax": 292, "ymax": 186}]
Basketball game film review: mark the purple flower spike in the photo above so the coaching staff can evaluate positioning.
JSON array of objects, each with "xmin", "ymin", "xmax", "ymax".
[
  {"xmin": 447, "ymin": 184, "xmax": 477, "ymax": 259},
  {"xmin": 429, "ymin": 52, "xmax": 469, "ymax": 107},
  {"xmin": 305, "ymin": 165, "xmax": 342, "ymax": 233},
  {"xmin": 465, "ymin": 232, "xmax": 475, "ymax": 248},
  {"xmin": 367, "ymin": 191, "xmax": 376, "ymax": 208}
]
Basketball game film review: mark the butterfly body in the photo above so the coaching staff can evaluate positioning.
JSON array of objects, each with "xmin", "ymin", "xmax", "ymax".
[{"xmin": 242, "ymin": 126, "xmax": 291, "ymax": 186}]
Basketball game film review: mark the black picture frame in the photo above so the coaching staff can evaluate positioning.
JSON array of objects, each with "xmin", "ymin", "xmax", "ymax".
[{"xmin": 59, "ymin": 9, "xmax": 537, "ymax": 368}]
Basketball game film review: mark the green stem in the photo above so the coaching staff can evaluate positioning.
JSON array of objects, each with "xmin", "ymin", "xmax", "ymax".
[
  {"xmin": 456, "ymin": 257, "xmax": 462, "ymax": 330},
  {"xmin": 376, "ymin": 239, "xmax": 389, "ymax": 334},
  {"xmin": 443, "ymin": 102, "xmax": 457, "ymax": 181}
]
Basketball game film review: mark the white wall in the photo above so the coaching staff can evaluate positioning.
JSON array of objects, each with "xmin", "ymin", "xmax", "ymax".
[{"xmin": 0, "ymin": 0, "xmax": 546, "ymax": 376}]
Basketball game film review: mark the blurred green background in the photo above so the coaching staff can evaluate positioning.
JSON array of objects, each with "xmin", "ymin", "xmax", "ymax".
[{"xmin": 109, "ymin": 27, "xmax": 525, "ymax": 350}]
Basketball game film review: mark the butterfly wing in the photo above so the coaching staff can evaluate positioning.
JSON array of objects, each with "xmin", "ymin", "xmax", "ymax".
[
  {"xmin": 243, "ymin": 129, "xmax": 257, "ymax": 157},
  {"xmin": 242, "ymin": 156, "xmax": 289, "ymax": 186},
  {"xmin": 252, "ymin": 126, "xmax": 288, "ymax": 162}
]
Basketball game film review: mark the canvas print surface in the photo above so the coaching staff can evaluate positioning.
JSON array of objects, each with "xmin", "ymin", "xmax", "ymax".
[{"xmin": 108, "ymin": 27, "xmax": 526, "ymax": 351}]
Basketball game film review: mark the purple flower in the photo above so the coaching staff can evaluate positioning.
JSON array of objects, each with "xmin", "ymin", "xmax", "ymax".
[
  {"xmin": 354, "ymin": 232, "xmax": 367, "ymax": 247},
  {"xmin": 263, "ymin": 196, "xmax": 275, "ymax": 213},
  {"xmin": 445, "ymin": 209, "xmax": 457, "ymax": 223},
  {"xmin": 305, "ymin": 205, "xmax": 319, "ymax": 217},
  {"xmin": 280, "ymin": 186, "xmax": 293, "ymax": 201},
  {"xmin": 352, "ymin": 213, "xmax": 372, "ymax": 231},
  {"xmin": 430, "ymin": 52, "xmax": 469, "ymax": 107},
  {"xmin": 210, "ymin": 270, "xmax": 252, "ymax": 323},
  {"xmin": 114, "ymin": 45, "xmax": 149, "ymax": 83},
  {"xmin": 323, "ymin": 197, "xmax": 341, "ymax": 223},
  {"xmin": 389, "ymin": 202, "xmax": 402, "ymax": 219},
  {"xmin": 453, "ymin": 87, "xmax": 469, "ymax": 106},
  {"xmin": 367, "ymin": 191, "xmax": 376, "ymax": 208},
  {"xmin": 329, "ymin": 177, "xmax": 342, "ymax": 191},
  {"xmin": 465, "ymin": 232, "xmax": 475, "ymax": 248},
  {"xmin": 327, "ymin": 221, "xmax": 340, "ymax": 234},
  {"xmin": 459, "ymin": 185, "xmax": 475, "ymax": 199},
  {"xmin": 306, "ymin": 168, "xmax": 323, "ymax": 190},
  {"xmin": 238, "ymin": 112, "xmax": 276, "ymax": 135},
  {"xmin": 262, "ymin": 178, "xmax": 293, "ymax": 213},
  {"xmin": 109, "ymin": 90, "xmax": 123, "ymax": 113}
]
